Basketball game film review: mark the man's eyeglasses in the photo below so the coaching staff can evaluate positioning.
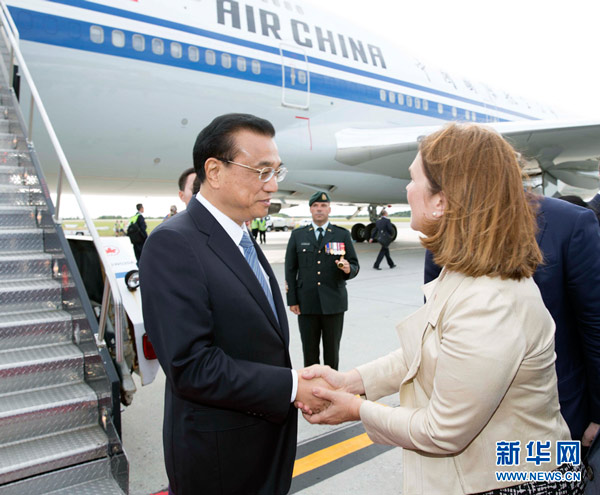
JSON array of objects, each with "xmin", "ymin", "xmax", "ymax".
[{"xmin": 216, "ymin": 158, "xmax": 288, "ymax": 183}]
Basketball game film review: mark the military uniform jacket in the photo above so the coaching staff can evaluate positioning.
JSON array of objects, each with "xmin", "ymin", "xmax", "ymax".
[{"xmin": 285, "ymin": 224, "xmax": 359, "ymax": 314}]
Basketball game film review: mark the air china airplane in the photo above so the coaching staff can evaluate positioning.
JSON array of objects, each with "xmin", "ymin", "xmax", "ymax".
[{"xmin": 7, "ymin": 0, "xmax": 600, "ymax": 240}]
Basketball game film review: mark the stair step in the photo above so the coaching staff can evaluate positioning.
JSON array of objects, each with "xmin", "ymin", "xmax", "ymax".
[
  {"xmin": 0, "ymin": 343, "xmax": 83, "ymax": 394},
  {"xmin": 0, "ymin": 120, "xmax": 20, "ymax": 135},
  {"xmin": 0, "ymin": 184, "xmax": 44, "ymax": 206},
  {"xmin": 0, "ymin": 151, "xmax": 32, "ymax": 168},
  {"xmin": 0, "ymin": 278, "xmax": 61, "ymax": 313},
  {"xmin": 0, "ymin": 107, "xmax": 19, "ymax": 123},
  {"xmin": 0, "ymin": 205, "xmax": 39, "ymax": 228},
  {"xmin": 0, "ymin": 252, "xmax": 53, "ymax": 280},
  {"xmin": 0, "ymin": 382, "xmax": 98, "ymax": 444},
  {"xmin": 0, "ymin": 133, "xmax": 27, "ymax": 151},
  {"xmin": 0, "ymin": 425, "xmax": 108, "ymax": 485},
  {"xmin": 0, "ymin": 228, "xmax": 43, "ymax": 253},
  {"xmin": 0, "ymin": 458, "xmax": 125, "ymax": 495},
  {"xmin": 0, "ymin": 310, "xmax": 73, "ymax": 349},
  {"xmin": 0, "ymin": 166, "xmax": 38, "ymax": 186}
]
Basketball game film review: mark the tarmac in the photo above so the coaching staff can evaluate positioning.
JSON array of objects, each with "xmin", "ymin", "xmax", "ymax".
[{"xmin": 121, "ymin": 223, "xmax": 427, "ymax": 495}]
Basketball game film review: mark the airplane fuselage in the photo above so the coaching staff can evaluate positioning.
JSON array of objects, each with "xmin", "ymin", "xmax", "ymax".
[{"xmin": 8, "ymin": 0, "xmax": 554, "ymax": 204}]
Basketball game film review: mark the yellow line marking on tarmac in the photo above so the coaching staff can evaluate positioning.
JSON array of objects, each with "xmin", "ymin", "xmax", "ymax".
[{"xmin": 292, "ymin": 433, "xmax": 373, "ymax": 477}]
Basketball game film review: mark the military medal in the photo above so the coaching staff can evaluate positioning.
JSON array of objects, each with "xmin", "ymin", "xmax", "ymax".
[{"xmin": 325, "ymin": 242, "xmax": 346, "ymax": 268}]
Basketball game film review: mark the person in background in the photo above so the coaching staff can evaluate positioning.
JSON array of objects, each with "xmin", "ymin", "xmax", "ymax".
[
  {"xmin": 251, "ymin": 217, "xmax": 260, "ymax": 238},
  {"xmin": 369, "ymin": 209, "xmax": 396, "ymax": 270},
  {"xmin": 163, "ymin": 205, "xmax": 177, "ymax": 222},
  {"xmin": 128, "ymin": 203, "xmax": 147, "ymax": 263},
  {"xmin": 139, "ymin": 113, "xmax": 329, "ymax": 495},
  {"xmin": 178, "ymin": 167, "xmax": 197, "ymax": 206},
  {"xmin": 299, "ymin": 123, "xmax": 585, "ymax": 494},
  {"xmin": 258, "ymin": 216, "xmax": 267, "ymax": 244},
  {"xmin": 285, "ymin": 191, "xmax": 359, "ymax": 370}
]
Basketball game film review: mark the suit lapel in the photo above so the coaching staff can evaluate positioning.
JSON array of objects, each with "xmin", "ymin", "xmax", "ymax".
[
  {"xmin": 255, "ymin": 242, "xmax": 289, "ymax": 344},
  {"xmin": 188, "ymin": 201, "xmax": 284, "ymax": 339}
]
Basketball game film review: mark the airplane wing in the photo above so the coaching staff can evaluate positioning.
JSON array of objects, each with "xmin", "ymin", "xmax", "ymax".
[{"xmin": 335, "ymin": 120, "xmax": 600, "ymax": 191}]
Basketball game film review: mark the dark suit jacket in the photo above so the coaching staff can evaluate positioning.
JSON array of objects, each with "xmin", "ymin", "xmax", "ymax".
[
  {"xmin": 371, "ymin": 216, "xmax": 394, "ymax": 243},
  {"xmin": 285, "ymin": 224, "xmax": 359, "ymax": 315},
  {"xmin": 135, "ymin": 212, "xmax": 148, "ymax": 240},
  {"xmin": 424, "ymin": 196, "xmax": 600, "ymax": 440},
  {"xmin": 139, "ymin": 199, "xmax": 297, "ymax": 495}
]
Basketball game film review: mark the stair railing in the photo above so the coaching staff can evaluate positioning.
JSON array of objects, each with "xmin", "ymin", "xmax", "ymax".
[{"xmin": 0, "ymin": 2, "xmax": 125, "ymax": 364}]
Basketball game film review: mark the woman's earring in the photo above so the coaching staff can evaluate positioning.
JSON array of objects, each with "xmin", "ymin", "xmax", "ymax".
[{"xmin": 432, "ymin": 212, "xmax": 438, "ymax": 217}]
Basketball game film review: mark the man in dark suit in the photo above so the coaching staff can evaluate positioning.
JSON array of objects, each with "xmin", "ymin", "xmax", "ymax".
[
  {"xmin": 425, "ymin": 195, "xmax": 600, "ymax": 447},
  {"xmin": 369, "ymin": 209, "xmax": 396, "ymax": 270},
  {"xmin": 140, "ymin": 114, "xmax": 328, "ymax": 495},
  {"xmin": 285, "ymin": 192, "xmax": 359, "ymax": 370}
]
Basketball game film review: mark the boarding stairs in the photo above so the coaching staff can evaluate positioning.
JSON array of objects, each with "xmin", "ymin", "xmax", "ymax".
[{"xmin": 0, "ymin": 4, "xmax": 128, "ymax": 494}]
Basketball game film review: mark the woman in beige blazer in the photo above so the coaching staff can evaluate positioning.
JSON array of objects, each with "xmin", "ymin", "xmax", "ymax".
[{"xmin": 298, "ymin": 124, "xmax": 586, "ymax": 494}]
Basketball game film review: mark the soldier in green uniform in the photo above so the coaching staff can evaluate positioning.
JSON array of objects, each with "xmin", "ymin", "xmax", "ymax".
[{"xmin": 285, "ymin": 191, "xmax": 359, "ymax": 370}]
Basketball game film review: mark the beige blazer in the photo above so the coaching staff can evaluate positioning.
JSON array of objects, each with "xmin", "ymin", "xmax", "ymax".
[{"xmin": 357, "ymin": 269, "xmax": 571, "ymax": 495}]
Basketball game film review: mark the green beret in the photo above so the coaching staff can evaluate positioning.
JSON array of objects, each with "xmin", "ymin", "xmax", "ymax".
[{"xmin": 309, "ymin": 191, "xmax": 331, "ymax": 206}]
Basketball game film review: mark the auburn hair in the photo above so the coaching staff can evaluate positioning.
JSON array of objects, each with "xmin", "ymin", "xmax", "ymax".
[{"xmin": 419, "ymin": 123, "xmax": 541, "ymax": 280}]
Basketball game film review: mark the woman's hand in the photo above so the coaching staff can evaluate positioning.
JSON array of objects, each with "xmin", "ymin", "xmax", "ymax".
[{"xmin": 302, "ymin": 387, "xmax": 363, "ymax": 425}]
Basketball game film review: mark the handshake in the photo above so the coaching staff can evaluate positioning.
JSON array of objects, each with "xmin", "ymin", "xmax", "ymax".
[{"xmin": 293, "ymin": 365, "xmax": 365, "ymax": 425}]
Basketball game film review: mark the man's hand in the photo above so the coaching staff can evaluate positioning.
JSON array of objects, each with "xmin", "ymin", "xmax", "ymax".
[
  {"xmin": 582, "ymin": 421, "xmax": 600, "ymax": 447},
  {"xmin": 295, "ymin": 373, "xmax": 332, "ymax": 414},
  {"xmin": 289, "ymin": 305, "xmax": 301, "ymax": 315},
  {"xmin": 302, "ymin": 387, "xmax": 363, "ymax": 425},
  {"xmin": 336, "ymin": 258, "xmax": 351, "ymax": 274}
]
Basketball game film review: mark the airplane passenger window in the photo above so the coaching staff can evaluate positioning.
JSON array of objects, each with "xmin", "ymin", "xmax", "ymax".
[
  {"xmin": 90, "ymin": 26, "xmax": 104, "ymax": 44},
  {"xmin": 406, "ymin": 95, "xmax": 413, "ymax": 107},
  {"xmin": 188, "ymin": 46, "xmax": 200, "ymax": 62},
  {"xmin": 452, "ymin": 106, "xmax": 457, "ymax": 117},
  {"xmin": 272, "ymin": 0, "xmax": 280, "ymax": 6},
  {"xmin": 221, "ymin": 53, "xmax": 232, "ymax": 69},
  {"xmin": 206, "ymin": 50, "xmax": 216, "ymax": 65},
  {"xmin": 379, "ymin": 89, "xmax": 386, "ymax": 102},
  {"xmin": 171, "ymin": 42, "xmax": 182, "ymax": 59},
  {"xmin": 132, "ymin": 34, "xmax": 145, "ymax": 52},
  {"xmin": 111, "ymin": 30, "xmax": 125, "ymax": 48},
  {"xmin": 423, "ymin": 100, "xmax": 429, "ymax": 111},
  {"xmin": 296, "ymin": 5, "xmax": 304, "ymax": 14},
  {"xmin": 397, "ymin": 93, "xmax": 404, "ymax": 105},
  {"xmin": 237, "ymin": 56, "xmax": 247, "ymax": 71},
  {"xmin": 415, "ymin": 98, "xmax": 421, "ymax": 109},
  {"xmin": 389, "ymin": 91, "xmax": 395, "ymax": 104},
  {"xmin": 152, "ymin": 38, "xmax": 164, "ymax": 55},
  {"xmin": 438, "ymin": 103, "xmax": 443, "ymax": 114},
  {"xmin": 284, "ymin": 1, "xmax": 292, "ymax": 10},
  {"xmin": 298, "ymin": 70, "xmax": 306, "ymax": 84},
  {"xmin": 251, "ymin": 60, "xmax": 261, "ymax": 74}
]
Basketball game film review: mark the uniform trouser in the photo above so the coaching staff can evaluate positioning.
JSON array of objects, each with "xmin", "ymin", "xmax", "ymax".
[
  {"xmin": 259, "ymin": 230, "xmax": 266, "ymax": 243},
  {"xmin": 252, "ymin": 228, "xmax": 259, "ymax": 238},
  {"xmin": 298, "ymin": 313, "xmax": 344, "ymax": 370},
  {"xmin": 374, "ymin": 245, "xmax": 394, "ymax": 268}
]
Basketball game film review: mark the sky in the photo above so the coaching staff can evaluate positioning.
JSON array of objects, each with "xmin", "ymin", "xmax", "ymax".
[{"xmin": 59, "ymin": 0, "xmax": 600, "ymax": 218}]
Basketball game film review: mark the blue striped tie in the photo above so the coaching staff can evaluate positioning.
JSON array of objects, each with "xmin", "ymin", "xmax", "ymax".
[{"xmin": 240, "ymin": 231, "xmax": 278, "ymax": 322}]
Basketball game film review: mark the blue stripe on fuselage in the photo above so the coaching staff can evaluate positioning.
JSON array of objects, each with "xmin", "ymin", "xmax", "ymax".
[{"xmin": 9, "ymin": 3, "xmax": 528, "ymax": 121}]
